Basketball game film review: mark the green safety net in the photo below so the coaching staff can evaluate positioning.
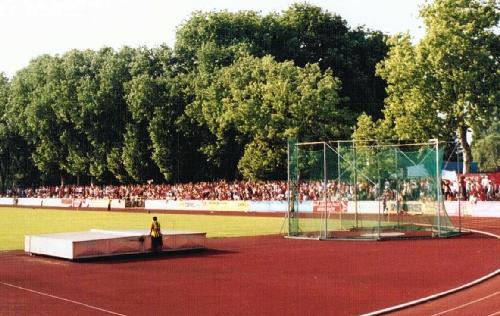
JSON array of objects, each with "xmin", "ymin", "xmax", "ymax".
[{"xmin": 287, "ymin": 139, "xmax": 459, "ymax": 240}]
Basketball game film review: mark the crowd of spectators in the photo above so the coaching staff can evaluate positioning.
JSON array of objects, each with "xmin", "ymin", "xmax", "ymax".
[
  {"xmin": 2, "ymin": 174, "xmax": 499, "ymax": 203},
  {"xmin": 2, "ymin": 181, "xmax": 290, "ymax": 202},
  {"xmin": 442, "ymin": 175, "xmax": 499, "ymax": 202}
]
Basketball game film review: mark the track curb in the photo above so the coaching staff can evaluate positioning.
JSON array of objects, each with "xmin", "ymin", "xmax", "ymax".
[{"xmin": 361, "ymin": 228, "xmax": 500, "ymax": 315}]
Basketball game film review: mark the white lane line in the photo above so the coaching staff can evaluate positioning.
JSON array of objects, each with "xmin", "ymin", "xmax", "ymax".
[
  {"xmin": 0, "ymin": 282, "xmax": 126, "ymax": 316},
  {"xmin": 462, "ymin": 228, "xmax": 500, "ymax": 239},
  {"xmin": 487, "ymin": 311, "xmax": 500, "ymax": 316},
  {"xmin": 430, "ymin": 291, "xmax": 500, "ymax": 316},
  {"xmin": 361, "ymin": 269, "xmax": 500, "ymax": 316}
]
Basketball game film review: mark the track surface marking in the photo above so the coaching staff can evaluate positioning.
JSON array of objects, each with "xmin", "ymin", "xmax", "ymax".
[
  {"xmin": 388, "ymin": 274, "xmax": 500, "ymax": 316},
  {"xmin": 1, "ymin": 281, "xmax": 126, "ymax": 315},
  {"xmin": 1, "ymin": 232, "xmax": 499, "ymax": 316},
  {"xmin": 374, "ymin": 219, "xmax": 500, "ymax": 316}
]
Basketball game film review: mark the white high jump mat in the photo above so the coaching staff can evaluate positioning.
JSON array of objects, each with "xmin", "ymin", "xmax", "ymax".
[{"xmin": 25, "ymin": 229, "xmax": 206, "ymax": 260}]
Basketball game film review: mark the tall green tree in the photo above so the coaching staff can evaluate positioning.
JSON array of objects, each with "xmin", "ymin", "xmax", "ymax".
[
  {"xmin": 175, "ymin": 10, "xmax": 263, "ymax": 71},
  {"xmin": 473, "ymin": 121, "xmax": 500, "ymax": 172},
  {"xmin": 50, "ymin": 51, "xmax": 92, "ymax": 184},
  {"xmin": 4, "ymin": 3, "xmax": 393, "ymax": 185},
  {"xmin": 356, "ymin": 0, "xmax": 499, "ymax": 173},
  {"xmin": 8, "ymin": 56, "xmax": 69, "ymax": 184},
  {"xmin": 175, "ymin": 3, "xmax": 388, "ymax": 118},
  {"xmin": 175, "ymin": 3, "xmax": 389, "ymax": 180},
  {"xmin": 0, "ymin": 73, "xmax": 38, "ymax": 191},
  {"xmin": 123, "ymin": 46, "xmax": 188, "ymax": 182},
  {"xmin": 274, "ymin": 3, "xmax": 387, "ymax": 117},
  {"xmin": 186, "ymin": 55, "xmax": 350, "ymax": 179}
]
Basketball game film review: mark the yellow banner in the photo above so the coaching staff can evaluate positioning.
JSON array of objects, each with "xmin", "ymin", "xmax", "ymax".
[
  {"xmin": 164, "ymin": 200, "xmax": 249, "ymax": 212},
  {"xmin": 203, "ymin": 200, "xmax": 249, "ymax": 212}
]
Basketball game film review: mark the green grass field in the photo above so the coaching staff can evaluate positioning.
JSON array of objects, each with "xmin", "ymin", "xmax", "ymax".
[
  {"xmin": 0, "ymin": 208, "xmax": 288, "ymax": 251},
  {"xmin": 1, "ymin": 208, "xmax": 441, "ymax": 251}
]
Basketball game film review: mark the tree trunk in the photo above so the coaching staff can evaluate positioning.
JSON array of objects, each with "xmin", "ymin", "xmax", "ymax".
[{"xmin": 458, "ymin": 125, "xmax": 472, "ymax": 174}]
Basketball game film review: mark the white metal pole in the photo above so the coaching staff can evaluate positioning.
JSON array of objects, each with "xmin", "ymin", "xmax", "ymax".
[
  {"xmin": 324, "ymin": 142, "xmax": 328, "ymax": 239},
  {"xmin": 338, "ymin": 141, "xmax": 342, "ymax": 230},
  {"xmin": 435, "ymin": 139, "xmax": 441, "ymax": 237},
  {"xmin": 377, "ymin": 147, "xmax": 381, "ymax": 240},
  {"xmin": 395, "ymin": 147, "xmax": 399, "ymax": 227},
  {"xmin": 457, "ymin": 143, "xmax": 462, "ymax": 233},
  {"xmin": 354, "ymin": 144, "xmax": 358, "ymax": 228},
  {"xmin": 287, "ymin": 140, "xmax": 291, "ymax": 236}
]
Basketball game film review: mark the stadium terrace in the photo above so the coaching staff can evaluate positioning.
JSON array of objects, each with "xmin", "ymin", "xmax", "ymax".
[{"xmin": 2, "ymin": 176, "xmax": 499, "ymax": 203}]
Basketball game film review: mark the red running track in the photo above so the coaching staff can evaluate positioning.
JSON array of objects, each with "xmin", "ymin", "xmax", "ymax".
[
  {"xmin": 390, "ymin": 275, "xmax": 500, "ymax": 315},
  {"xmin": 0, "ymin": 231, "xmax": 499, "ymax": 316},
  {"xmin": 378, "ymin": 216, "xmax": 500, "ymax": 316},
  {"xmin": 452, "ymin": 216, "xmax": 500, "ymax": 236}
]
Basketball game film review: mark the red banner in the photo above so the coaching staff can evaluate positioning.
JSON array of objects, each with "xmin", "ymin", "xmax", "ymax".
[{"xmin": 313, "ymin": 201, "xmax": 347, "ymax": 213}]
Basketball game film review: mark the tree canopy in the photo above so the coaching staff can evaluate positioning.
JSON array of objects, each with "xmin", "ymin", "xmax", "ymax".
[
  {"xmin": 354, "ymin": 0, "xmax": 499, "ymax": 173},
  {"xmin": 3, "ymin": 1, "xmax": 496, "ymax": 188},
  {"xmin": 186, "ymin": 54, "xmax": 350, "ymax": 179},
  {"xmin": 473, "ymin": 121, "xmax": 500, "ymax": 172},
  {"xmin": 175, "ymin": 3, "xmax": 388, "ymax": 118}
]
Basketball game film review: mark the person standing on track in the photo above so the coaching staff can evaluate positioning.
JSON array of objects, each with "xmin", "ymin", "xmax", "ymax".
[{"xmin": 150, "ymin": 216, "xmax": 163, "ymax": 252}]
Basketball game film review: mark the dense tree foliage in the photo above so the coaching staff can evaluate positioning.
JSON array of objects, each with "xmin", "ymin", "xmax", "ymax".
[
  {"xmin": 0, "ymin": 72, "xmax": 39, "ymax": 190},
  {"xmin": 186, "ymin": 54, "xmax": 350, "ymax": 179},
  {"xmin": 174, "ymin": 3, "xmax": 387, "ymax": 179},
  {"xmin": 175, "ymin": 3, "xmax": 388, "ymax": 118},
  {"xmin": 3, "ymin": 2, "xmax": 496, "ymax": 188},
  {"xmin": 473, "ymin": 121, "xmax": 500, "ymax": 172},
  {"xmin": 6, "ymin": 47, "xmax": 188, "ymax": 185},
  {"xmin": 354, "ymin": 0, "xmax": 499, "ymax": 173}
]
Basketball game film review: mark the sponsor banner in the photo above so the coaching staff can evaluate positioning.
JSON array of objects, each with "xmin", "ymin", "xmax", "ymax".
[
  {"xmin": 166, "ymin": 200, "xmax": 250, "ymax": 212},
  {"xmin": 297, "ymin": 201, "xmax": 314, "ymax": 213},
  {"xmin": 145, "ymin": 200, "xmax": 168, "ymax": 210},
  {"xmin": 0, "ymin": 198, "xmax": 15, "ymax": 206},
  {"xmin": 111, "ymin": 199, "xmax": 126, "ymax": 209},
  {"xmin": 468, "ymin": 201, "xmax": 500, "ymax": 217},
  {"xmin": 289, "ymin": 201, "xmax": 314, "ymax": 213},
  {"xmin": 202, "ymin": 200, "xmax": 249, "ymax": 212},
  {"xmin": 164, "ymin": 200, "xmax": 204, "ymax": 211},
  {"xmin": 41, "ymin": 198, "xmax": 66, "ymax": 207},
  {"xmin": 61, "ymin": 198, "xmax": 73, "ymax": 207},
  {"xmin": 147, "ymin": 200, "xmax": 308, "ymax": 213},
  {"xmin": 444, "ymin": 201, "xmax": 459, "ymax": 216},
  {"xmin": 347, "ymin": 201, "xmax": 379, "ymax": 214},
  {"xmin": 421, "ymin": 202, "xmax": 437, "ymax": 215},
  {"xmin": 72, "ymin": 199, "xmax": 82, "ymax": 208},
  {"xmin": 144, "ymin": 200, "xmax": 204, "ymax": 211},
  {"xmin": 444, "ymin": 201, "xmax": 473, "ymax": 216},
  {"xmin": 345, "ymin": 200, "xmax": 439, "ymax": 215},
  {"xmin": 88, "ymin": 199, "xmax": 111, "ymax": 208},
  {"xmin": 249, "ymin": 201, "xmax": 288, "ymax": 212},
  {"xmin": 9, "ymin": 197, "xmax": 500, "ymax": 217},
  {"xmin": 342, "ymin": 200, "xmax": 500, "ymax": 217},
  {"xmin": 17, "ymin": 198, "xmax": 44, "ymax": 206},
  {"xmin": 445, "ymin": 201, "xmax": 500, "ymax": 217},
  {"xmin": 313, "ymin": 201, "xmax": 347, "ymax": 213},
  {"xmin": 71, "ymin": 198, "xmax": 88, "ymax": 208}
]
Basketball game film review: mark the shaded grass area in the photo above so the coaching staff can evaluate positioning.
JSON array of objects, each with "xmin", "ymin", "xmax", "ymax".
[{"xmin": 0, "ymin": 207, "xmax": 288, "ymax": 250}]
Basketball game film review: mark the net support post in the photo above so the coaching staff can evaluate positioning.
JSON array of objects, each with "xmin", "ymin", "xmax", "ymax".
[
  {"xmin": 323, "ymin": 142, "xmax": 328, "ymax": 239},
  {"xmin": 430, "ymin": 138, "xmax": 441, "ymax": 237}
]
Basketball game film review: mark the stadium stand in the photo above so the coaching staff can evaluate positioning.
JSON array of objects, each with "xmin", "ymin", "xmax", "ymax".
[{"xmin": 2, "ymin": 173, "xmax": 499, "ymax": 202}]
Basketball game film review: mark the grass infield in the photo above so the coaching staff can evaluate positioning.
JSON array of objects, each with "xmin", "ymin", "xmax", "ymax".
[{"xmin": 0, "ymin": 207, "xmax": 288, "ymax": 251}]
